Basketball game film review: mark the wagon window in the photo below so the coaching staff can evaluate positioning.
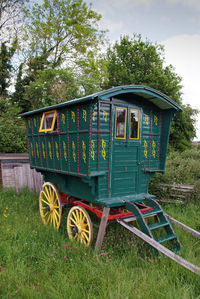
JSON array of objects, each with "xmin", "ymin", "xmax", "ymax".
[
  {"xmin": 129, "ymin": 109, "xmax": 140, "ymax": 140},
  {"xmin": 39, "ymin": 110, "xmax": 57, "ymax": 132},
  {"xmin": 115, "ymin": 107, "xmax": 127, "ymax": 139}
]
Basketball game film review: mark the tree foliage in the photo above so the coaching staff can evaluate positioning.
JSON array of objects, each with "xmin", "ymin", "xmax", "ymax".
[
  {"xmin": 105, "ymin": 35, "xmax": 197, "ymax": 150},
  {"xmin": 0, "ymin": 99, "xmax": 27, "ymax": 153},
  {"xmin": 0, "ymin": 40, "xmax": 17, "ymax": 97},
  {"xmin": 22, "ymin": 0, "xmax": 105, "ymax": 69},
  {"xmin": 22, "ymin": 68, "xmax": 80, "ymax": 110}
]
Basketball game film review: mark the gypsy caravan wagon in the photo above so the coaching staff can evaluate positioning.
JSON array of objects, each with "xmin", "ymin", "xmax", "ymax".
[{"xmin": 20, "ymin": 85, "xmax": 183, "ymax": 252}]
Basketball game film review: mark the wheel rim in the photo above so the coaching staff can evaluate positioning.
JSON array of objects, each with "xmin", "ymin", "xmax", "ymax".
[
  {"xmin": 39, "ymin": 182, "xmax": 62, "ymax": 229},
  {"xmin": 67, "ymin": 206, "xmax": 93, "ymax": 247}
]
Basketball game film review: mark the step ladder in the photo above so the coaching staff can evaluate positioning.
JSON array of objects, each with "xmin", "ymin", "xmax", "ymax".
[{"xmin": 124, "ymin": 197, "xmax": 181, "ymax": 253}]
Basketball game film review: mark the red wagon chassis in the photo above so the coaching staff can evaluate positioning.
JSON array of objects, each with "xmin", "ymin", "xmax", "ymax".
[{"xmin": 60, "ymin": 193, "xmax": 153, "ymax": 221}]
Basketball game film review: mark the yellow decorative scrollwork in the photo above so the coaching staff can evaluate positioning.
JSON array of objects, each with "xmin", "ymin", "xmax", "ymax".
[
  {"xmin": 34, "ymin": 118, "xmax": 37, "ymax": 127},
  {"xmin": 36, "ymin": 142, "xmax": 39, "ymax": 158},
  {"xmin": 42, "ymin": 142, "xmax": 45, "ymax": 158},
  {"xmin": 83, "ymin": 109, "xmax": 87, "ymax": 122},
  {"xmin": 28, "ymin": 119, "xmax": 31, "ymax": 128},
  {"xmin": 82, "ymin": 140, "xmax": 86, "ymax": 163},
  {"xmin": 152, "ymin": 140, "xmax": 156, "ymax": 158},
  {"xmin": 61, "ymin": 113, "xmax": 65, "ymax": 125},
  {"xmin": 144, "ymin": 140, "xmax": 148, "ymax": 159},
  {"xmin": 103, "ymin": 110, "xmax": 108, "ymax": 122},
  {"xmin": 92, "ymin": 111, "xmax": 95, "ymax": 121},
  {"xmin": 144, "ymin": 114, "xmax": 149, "ymax": 125},
  {"xmin": 91, "ymin": 140, "xmax": 95, "ymax": 160},
  {"xmin": 63, "ymin": 141, "xmax": 67, "ymax": 161},
  {"xmin": 71, "ymin": 111, "xmax": 75, "ymax": 123},
  {"xmin": 48, "ymin": 141, "xmax": 52, "ymax": 159},
  {"xmin": 72, "ymin": 141, "xmax": 76, "ymax": 163},
  {"xmin": 101, "ymin": 138, "xmax": 106, "ymax": 160},
  {"xmin": 154, "ymin": 115, "xmax": 158, "ymax": 126},
  {"xmin": 55, "ymin": 141, "xmax": 59, "ymax": 160},
  {"xmin": 30, "ymin": 143, "xmax": 34, "ymax": 157}
]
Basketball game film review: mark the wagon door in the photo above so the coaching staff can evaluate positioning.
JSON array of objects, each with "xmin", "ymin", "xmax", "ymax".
[{"xmin": 111, "ymin": 106, "xmax": 141, "ymax": 197}]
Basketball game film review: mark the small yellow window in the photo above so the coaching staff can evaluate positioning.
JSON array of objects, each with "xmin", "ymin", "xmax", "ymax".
[
  {"xmin": 115, "ymin": 107, "xmax": 127, "ymax": 139},
  {"xmin": 39, "ymin": 110, "xmax": 57, "ymax": 132},
  {"xmin": 129, "ymin": 109, "xmax": 140, "ymax": 140}
]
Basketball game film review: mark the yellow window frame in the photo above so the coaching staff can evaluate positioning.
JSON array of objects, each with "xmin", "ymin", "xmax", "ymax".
[
  {"xmin": 129, "ymin": 109, "xmax": 140, "ymax": 140},
  {"xmin": 115, "ymin": 107, "xmax": 127, "ymax": 139},
  {"xmin": 39, "ymin": 110, "xmax": 57, "ymax": 132}
]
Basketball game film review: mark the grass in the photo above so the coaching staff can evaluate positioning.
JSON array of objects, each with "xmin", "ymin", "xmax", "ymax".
[{"xmin": 0, "ymin": 188, "xmax": 200, "ymax": 299}]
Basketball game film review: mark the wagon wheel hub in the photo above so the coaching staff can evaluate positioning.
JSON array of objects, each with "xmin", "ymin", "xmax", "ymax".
[
  {"xmin": 49, "ymin": 203, "xmax": 55, "ymax": 211},
  {"xmin": 71, "ymin": 226, "xmax": 78, "ymax": 236}
]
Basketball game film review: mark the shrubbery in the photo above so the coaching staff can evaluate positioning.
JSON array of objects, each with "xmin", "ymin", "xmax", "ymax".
[{"xmin": 149, "ymin": 148, "xmax": 200, "ymax": 202}]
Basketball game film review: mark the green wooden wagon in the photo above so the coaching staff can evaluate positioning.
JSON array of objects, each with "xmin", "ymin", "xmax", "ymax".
[{"xmin": 20, "ymin": 85, "xmax": 183, "ymax": 251}]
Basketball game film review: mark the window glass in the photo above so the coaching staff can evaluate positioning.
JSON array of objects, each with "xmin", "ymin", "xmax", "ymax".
[
  {"xmin": 130, "ymin": 109, "xmax": 139, "ymax": 139},
  {"xmin": 39, "ymin": 110, "xmax": 57, "ymax": 132},
  {"xmin": 115, "ymin": 107, "xmax": 127, "ymax": 139}
]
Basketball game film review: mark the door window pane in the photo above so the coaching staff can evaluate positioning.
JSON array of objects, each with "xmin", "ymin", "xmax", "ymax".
[
  {"xmin": 115, "ymin": 107, "xmax": 127, "ymax": 139},
  {"xmin": 130, "ymin": 110, "xmax": 139, "ymax": 139}
]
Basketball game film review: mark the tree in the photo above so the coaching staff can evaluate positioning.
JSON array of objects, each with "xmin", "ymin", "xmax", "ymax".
[
  {"xmin": 105, "ymin": 34, "xmax": 197, "ymax": 150},
  {"xmin": 22, "ymin": 68, "xmax": 80, "ymax": 110},
  {"xmin": 22, "ymin": 0, "xmax": 105, "ymax": 70},
  {"xmin": 0, "ymin": 98, "xmax": 27, "ymax": 153},
  {"xmin": 0, "ymin": 39, "xmax": 17, "ymax": 97}
]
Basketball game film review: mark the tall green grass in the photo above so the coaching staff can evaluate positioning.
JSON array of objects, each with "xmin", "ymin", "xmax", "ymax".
[{"xmin": 0, "ymin": 188, "xmax": 200, "ymax": 298}]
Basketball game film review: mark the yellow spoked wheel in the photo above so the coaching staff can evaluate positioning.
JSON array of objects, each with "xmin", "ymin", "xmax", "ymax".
[
  {"xmin": 39, "ymin": 182, "xmax": 62, "ymax": 229},
  {"xmin": 67, "ymin": 206, "xmax": 93, "ymax": 247}
]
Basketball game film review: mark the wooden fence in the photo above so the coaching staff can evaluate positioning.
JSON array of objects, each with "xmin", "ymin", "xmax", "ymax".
[
  {"xmin": 157, "ymin": 183, "xmax": 195, "ymax": 204},
  {"xmin": 0, "ymin": 154, "xmax": 43, "ymax": 193}
]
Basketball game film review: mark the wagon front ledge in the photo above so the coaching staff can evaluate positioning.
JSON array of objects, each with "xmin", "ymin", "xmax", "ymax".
[{"xmin": 142, "ymin": 168, "xmax": 165, "ymax": 173}]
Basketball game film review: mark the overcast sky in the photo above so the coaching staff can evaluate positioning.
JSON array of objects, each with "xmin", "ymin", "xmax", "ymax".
[{"xmin": 86, "ymin": 0, "xmax": 200, "ymax": 140}]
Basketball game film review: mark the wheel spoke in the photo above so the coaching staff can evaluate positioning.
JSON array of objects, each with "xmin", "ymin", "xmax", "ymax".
[
  {"xmin": 53, "ymin": 213, "xmax": 57, "ymax": 229},
  {"xmin": 53, "ymin": 205, "xmax": 60, "ymax": 209},
  {"xmin": 41, "ymin": 198, "xmax": 50, "ymax": 206},
  {"xmin": 45, "ymin": 185, "xmax": 51, "ymax": 202},
  {"xmin": 72, "ymin": 211, "xmax": 77, "ymax": 222},
  {"xmin": 81, "ymin": 227, "xmax": 90, "ymax": 233},
  {"xmin": 53, "ymin": 211, "xmax": 59, "ymax": 226},
  {"xmin": 75, "ymin": 209, "xmax": 80, "ymax": 222},
  {"xmin": 42, "ymin": 211, "xmax": 49, "ymax": 219},
  {"xmin": 69, "ymin": 217, "xmax": 77, "ymax": 225},
  {"xmin": 82, "ymin": 231, "xmax": 89, "ymax": 241},
  {"xmin": 54, "ymin": 210, "xmax": 60, "ymax": 224},
  {"xmin": 46, "ymin": 213, "xmax": 51, "ymax": 224},
  {"xmin": 42, "ymin": 190, "xmax": 50, "ymax": 203}
]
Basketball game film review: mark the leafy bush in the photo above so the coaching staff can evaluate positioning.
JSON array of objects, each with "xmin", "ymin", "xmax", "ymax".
[{"xmin": 149, "ymin": 149, "xmax": 200, "ymax": 201}]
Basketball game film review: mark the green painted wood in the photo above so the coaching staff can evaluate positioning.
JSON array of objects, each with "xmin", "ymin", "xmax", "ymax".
[{"xmin": 20, "ymin": 86, "xmax": 182, "ymax": 209}]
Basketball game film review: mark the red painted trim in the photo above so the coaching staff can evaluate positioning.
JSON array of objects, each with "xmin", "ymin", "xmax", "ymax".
[
  {"xmin": 157, "ymin": 112, "xmax": 162, "ymax": 169},
  {"xmin": 77, "ymin": 104, "xmax": 80, "ymax": 174},
  {"xmin": 63, "ymin": 198, "xmax": 154, "ymax": 220},
  {"xmin": 107, "ymin": 103, "xmax": 112, "ymax": 197},
  {"xmin": 67, "ymin": 109, "xmax": 71, "ymax": 172},
  {"xmin": 57, "ymin": 111, "xmax": 63, "ymax": 170},
  {"xmin": 148, "ymin": 110, "xmax": 152, "ymax": 168},
  {"xmin": 88, "ymin": 101, "xmax": 93, "ymax": 176},
  {"xmin": 31, "ymin": 118, "xmax": 37, "ymax": 166},
  {"xmin": 97, "ymin": 101, "xmax": 100, "ymax": 171},
  {"xmin": 52, "ymin": 135, "xmax": 55, "ymax": 169},
  {"xmin": 44, "ymin": 134, "xmax": 49, "ymax": 168},
  {"xmin": 25, "ymin": 119, "xmax": 32, "ymax": 164},
  {"xmin": 37, "ymin": 118, "xmax": 43, "ymax": 167}
]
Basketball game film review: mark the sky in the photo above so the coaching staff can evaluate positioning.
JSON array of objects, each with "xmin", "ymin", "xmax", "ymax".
[{"xmin": 86, "ymin": 0, "xmax": 200, "ymax": 140}]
